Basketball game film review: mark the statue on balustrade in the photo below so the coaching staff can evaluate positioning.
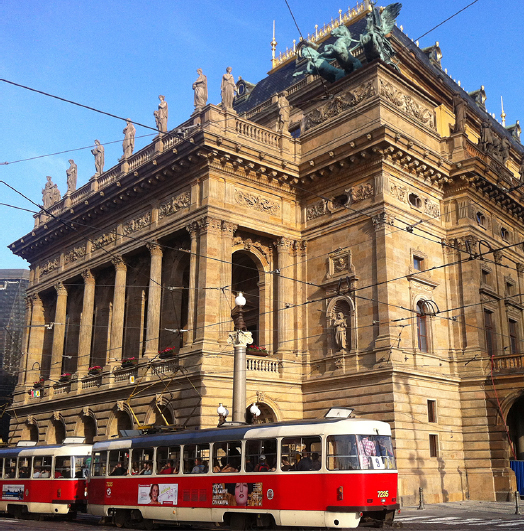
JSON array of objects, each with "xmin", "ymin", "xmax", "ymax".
[
  {"xmin": 221, "ymin": 67, "xmax": 236, "ymax": 110},
  {"xmin": 66, "ymin": 159, "xmax": 78, "ymax": 193},
  {"xmin": 193, "ymin": 68, "xmax": 208, "ymax": 112},
  {"xmin": 154, "ymin": 95, "xmax": 168, "ymax": 133},
  {"xmin": 359, "ymin": 2, "xmax": 402, "ymax": 69},
  {"xmin": 452, "ymin": 93, "xmax": 467, "ymax": 133},
  {"xmin": 479, "ymin": 121, "xmax": 494, "ymax": 153},
  {"xmin": 42, "ymin": 175, "xmax": 61, "ymax": 209},
  {"xmin": 320, "ymin": 25, "xmax": 362, "ymax": 75},
  {"xmin": 277, "ymin": 91, "xmax": 291, "ymax": 133},
  {"xmin": 121, "ymin": 119, "xmax": 136, "ymax": 160},
  {"xmin": 91, "ymin": 140, "xmax": 105, "ymax": 176}
]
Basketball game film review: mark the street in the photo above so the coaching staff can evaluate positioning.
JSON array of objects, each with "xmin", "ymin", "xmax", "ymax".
[{"xmin": 1, "ymin": 502, "xmax": 524, "ymax": 531}]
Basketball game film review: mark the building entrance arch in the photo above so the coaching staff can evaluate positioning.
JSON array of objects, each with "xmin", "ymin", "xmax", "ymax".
[{"xmin": 508, "ymin": 395, "xmax": 524, "ymax": 459}]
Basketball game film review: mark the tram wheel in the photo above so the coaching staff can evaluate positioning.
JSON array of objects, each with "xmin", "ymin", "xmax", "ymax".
[
  {"xmin": 114, "ymin": 509, "xmax": 132, "ymax": 528},
  {"xmin": 230, "ymin": 513, "xmax": 250, "ymax": 531}
]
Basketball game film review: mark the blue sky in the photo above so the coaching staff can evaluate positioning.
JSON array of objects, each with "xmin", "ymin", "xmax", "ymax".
[{"xmin": 1, "ymin": 0, "xmax": 523, "ymax": 270}]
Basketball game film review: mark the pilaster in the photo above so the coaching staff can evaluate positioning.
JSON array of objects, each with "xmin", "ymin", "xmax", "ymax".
[
  {"xmin": 78, "ymin": 270, "xmax": 95, "ymax": 376},
  {"xmin": 185, "ymin": 222, "xmax": 199, "ymax": 346},
  {"xmin": 49, "ymin": 282, "xmax": 68, "ymax": 382},
  {"xmin": 275, "ymin": 237, "xmax": 295, "ymax": 354},
  {"xmin": 109, "ymin": 256, "xmax": 127, "ymax": 363},
  {"xmin": 219, "ymin": 221, "xmax": 237, "ymax": 342}
]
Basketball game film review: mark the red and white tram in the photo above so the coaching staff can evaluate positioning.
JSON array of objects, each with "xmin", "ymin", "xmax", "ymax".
[
  {"xmin": 0, "ymin": 440, "xmax": 92, "ymax": 518},
  {"xmin": 87, "ymin": 410, "xmax": 398, "ymax": 528}
]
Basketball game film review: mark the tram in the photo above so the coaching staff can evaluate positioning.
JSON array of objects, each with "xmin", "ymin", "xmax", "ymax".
[
  {"xmin": 87, "ymin": 409, "xmax": 398, "ymax": 529},
  {"xmin": 0, "ymin": 439, "xmax": 91, "ymax": 518}
]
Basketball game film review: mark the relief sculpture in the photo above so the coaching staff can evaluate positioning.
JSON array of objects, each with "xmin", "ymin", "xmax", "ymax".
[
  {"xmin": 91, "ymin": 229, "xmax": 117, "ymax": 251},
  {"xmin": 64, "ymin": 245, "xmax": 86, "ymax": 265},
  {"xmin": 123, "ymin": 212, "xmax": 152, "ymax": 235},
  {"xmin": 159, "ymin": 191, "xmax": 191, "ymax": 219},
  {"xmin": 345, "ymin": 182, "xmax": 374, "ymax": 204},
  {"xmin": 307, "ymin": 200, "xmax": 329, "ymax": 221},
  {"xmin": 234, "ymin": 189, "xmax": 280, "ymax": 215}
]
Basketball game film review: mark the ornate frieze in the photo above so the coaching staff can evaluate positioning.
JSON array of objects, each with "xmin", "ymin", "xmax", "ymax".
[
  {"xmin": 123, "ymin": 211, "xmax": 151, "ymax": 235},
  {"xmin": 306, "ymin": 199, "xmax": 330, "ymax": 221},
  {"xmin": 158, "ymin": 191, "xmax": 191, "ymax": 220},
  {"xmin": 424, "ymin": 198, "xmax": 440, "ymax": 218},
  {"xmin": 91, "ymin": 229, "xmax": 116, "ymax": 251},
  {"xmin": 64, "ymin": 244, "xmax": 86, "ymax": 265},
  {"xmin": 234, "ymin": 188, "xmax": 280, "ymax": 215},
  {"xmin": 379, "ymin": 79, "xmax": 436, "ymax": 130},
  {"xmin": 390, "ymin": 182, "xmax": 408, "ymax": 203},
  {"xmin": 304, "ymin": 80, "xmax": 376, "ymax": 132},
  {"xmin": 345, "ymin": 182, "xmax": 374, "ymax": 204},
  {"xmin": 40, "ymin": 256, "xmax": 60, "ymax": 276}
]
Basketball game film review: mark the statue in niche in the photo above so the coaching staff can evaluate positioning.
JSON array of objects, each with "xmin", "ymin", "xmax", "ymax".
[
  {"xmin": 333, "ymin": 312, "xmax": 348, "ymax": 351},
  {"xmin": 121, "ymin": 119, "xmax": 136, "ymax": 160},
  {"xmin": 479, "ymin": 120, "xmax": 494, "ymax": 153},
  {"xmin": 154, "ymin": 95, "xmax": 168, "ymax": 133},
  {"xmin": 221, "ymin": 67, "xmax": 236, "ymax": 110},
  {"xmin": 293, "ymin": 43, "xmax": 345, "ymax": 83},
  {"xmin": 193, "ymin": 68, "xmax": 208, "ymax": 112},
  {"xmin": 359, "ymin": 2, "xmax": 402, "ymax": 69},
  {"xmin": 66, "ymin": 159, "xmax": 77, "ymax": 193},
  {"xmin": 277, "ymin": 91, "xmax": 290, "ymax": 132},
  {"xmin": 320, "ymin": 25, "xmax": 362, "ymax": 75},
  {"xmin": 91, "ymin": 139, "xmax": 105, "ymax": 175},
  {"xmin": 42, "ymin": 176, "xmax": 61, "ymax": 209},
  {"xmin": 452, "ymin": 93, "xmax": 466, "ymax": 133}
]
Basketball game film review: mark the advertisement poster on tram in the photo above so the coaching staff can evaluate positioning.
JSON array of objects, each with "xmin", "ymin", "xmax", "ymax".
[
  {"xmin": 212, "ymin": 482, "xmax": 263, "ymax": 507},
  {"xmin": 137, "ymin": 483, "xmax": 178, "ymax": 505},
  {"xmin": 2, "ymin": 484, "xmax": 24, "ymax": 500}
]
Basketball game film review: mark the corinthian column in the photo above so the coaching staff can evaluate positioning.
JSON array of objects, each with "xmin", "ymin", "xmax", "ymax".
[
  {"xmin": 144, "ymin": 242, "xmax": 163, "ymax": 357},
  {"xmin": 18, "ymin": 296, "xmax": 33, "ymax": 385},
  {"xmin": 110, "ymin": 256, "xmax": 127, "ymax": 362},
  {"xmin": 275, "ymin": 237, "xmax": 295, "ymax": 353},
  {"xmin": 220, "ymin": 221, "xmax": 237, "ymax": 341},
  {"xmin": 50, "ymin": 282, "xmax": 68, "ymax": 381},
  {"xmin": 26, "ymin": 294, "xmax": 46, "ymax": 385},
  {"xmin": 185, "ymin": 222, "xmax": 199, "ymax": 346},
  {"xmin": 78, "ymin": 270, "xmax": 95, "ymax": 375}
]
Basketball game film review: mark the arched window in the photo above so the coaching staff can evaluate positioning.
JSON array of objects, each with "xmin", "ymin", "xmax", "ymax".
[{"xmin": 416, "ymin": 301, "xmax": 428, "ymax": 352}]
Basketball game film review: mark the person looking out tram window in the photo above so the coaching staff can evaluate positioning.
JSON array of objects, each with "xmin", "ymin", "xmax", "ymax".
[
  {"xmin": 33, "ymin": 466, "xmax": 42, "ymax": 478},
  {"xmin": 296, "ymin": 452, "xmax": 313, "ymax": 471},
  {"xmin": 311, "ymin": 452, "xmax": 321, "ymax": 470},
  {"xmin": 111, "ymin": 461, "xmax": 127, "ymax": 476},
  {"xmin": 357, "ymin": 435, "xmax": 377, "ymax": 469},
  {"xmin": 191, "ymin": 457, "xmax": 206, "ymax": 474},
  {"xmin": 140, "ymin": 461, "xmax": 153, "ymax": 475},
  {"xmin": 40, "ymin": 467, "xmax": 50, "ymax": 478}
]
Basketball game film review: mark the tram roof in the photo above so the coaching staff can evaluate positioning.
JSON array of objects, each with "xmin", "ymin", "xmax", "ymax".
[
  {"xmin": 92, "ymin": 416, "xmax": 392, "ymax": 451},
  {"xmin": 0, "ymin": 444, "xmax": 92, "ymax": 458}
]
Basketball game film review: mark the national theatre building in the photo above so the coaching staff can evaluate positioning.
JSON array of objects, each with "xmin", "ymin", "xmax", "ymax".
[{"xmin": 8, "ymin": 1, "xmax": 524, "ymax": 504}]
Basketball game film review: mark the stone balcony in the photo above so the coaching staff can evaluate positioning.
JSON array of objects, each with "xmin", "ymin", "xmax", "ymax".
[{"xmin": 492, "ymin": 354, "xmax": 524, "ymax": 372}]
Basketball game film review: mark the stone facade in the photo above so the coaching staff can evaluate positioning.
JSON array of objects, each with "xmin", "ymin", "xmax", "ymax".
[{"xmin": 8, "ymin": 14, "xmax": 524, "ymax": 506}]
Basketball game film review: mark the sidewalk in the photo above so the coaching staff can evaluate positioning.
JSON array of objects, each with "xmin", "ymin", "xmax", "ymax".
[{"xmin": 400, "ymin": 500, "xmax": 520, "ymax": 516}]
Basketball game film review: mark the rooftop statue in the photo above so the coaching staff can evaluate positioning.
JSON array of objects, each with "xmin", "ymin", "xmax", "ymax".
[
  {"xmin": 360, "ymin": 2, "xmax": 402, "ymax": 69},
  {"xmin": 519, "ymin": 158, "xmax": 524, "ymax": 183},
  {"xmin": 66, "ymin": 159, "xmax": 78, "ymax": 193},
  {"xmin": 154, "ymin": 95, "xmax": 168, "ymax": 133},
  {"xmin": 91, "ymin": 140, "xmax": 105, "ymax": 176},
  {"xmin": 193, "ymin": 69, "xmax": 208, "ymax": 112},
  {"xmin": 277, "ymin": 91, "xmax": 291, "ymax": 133},
  {"xmin": 452, "ymin": 93, "xmax": 467, "ymax": 133},
  {"xmin": 320, "ymin": 25, "xmax": 362, "ymax": 75},
  {"xmin": 42, "ymin": 175, "xmax": 61, "ymax": 209},
  {"xmin": 121, "ymin": 119, "xmax": 136, "ymax": 160},
  {"xmin": 293, "ymin": 42, "xmax": 346, "ymax": 83},
  {"xmin": 221, "ymin": 67, "xmax": 236, "ymax": 110}
]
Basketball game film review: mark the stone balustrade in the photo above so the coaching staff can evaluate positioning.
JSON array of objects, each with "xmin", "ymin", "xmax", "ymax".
[
  {"xmin": 492, "ymin": 354, "xmax": 524, "ymax": 371},
  {"xmin": 247, "ymin": 355, "xmax": 278, "ymax": 373}
]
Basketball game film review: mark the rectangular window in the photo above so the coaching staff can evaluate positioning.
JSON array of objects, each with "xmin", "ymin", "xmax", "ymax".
[
  {"xmin": 74, "ymin": 456, "xmax": 90, "ymax": 478},
  {"xmin": 183, "ymin": 443, "xmax": 210, "ymax": 474},
  {"xmin": 18, "ymin": 456, "xmax": 30, "ymax": 478},
  {"xmin": 156, "ymin": 445, "xmax": 181, "ymax": 475},
  {"xmin": 92, "ymin": 451, "xmax": 108, "ymax": 477},
  {"xmin": 281, "ymin": 436, "xmax": 322, "ymax": 471},
  {"xmin": 509, "ymin": 319, "xmax": 519, "ymax": 355},
  {"xmin": 5, "ymin": 458, "xmax": 17, "ymax": 478},
  {"xmin": 506, "ymin": 282, "xmax": 514, "ymax": 296},
  {"xmin": 130, "ymin": 447, "xmax": 154, "ymax": 475},
  {"xmin": 108, "ymin": 448, "xmax": 130, "ymax": 476},
  {"xmin": 55, "ymin": 456, "xmax": 72, "ymax": 478},
  {"xmin": 484, "ymin": 310, "xmax": 495, "ymax": 357},
  {"xmin": 413, "ymin": 256, "xmax": 424, "ymax": 271},
  {"xmin": 482, "ymin": 270, "xmax": 490, "ymax": 285},
  {"xmin": 245, "ymin": 438, "xmax": 277, "ymax": 472},
  {"xmin": 429, "ymin": 434, "xmax": 439, "ymax": 458},
  {"xmin": 212, "ymin": 441, "xmax": 242, "ymax": 473},
  {"xmin": 427, "ymin": 400, "xmax": 437, "ymax": 423},
  {"xmin": 0, "ymin": 458, "xmax": 3, "ymax": 479}
]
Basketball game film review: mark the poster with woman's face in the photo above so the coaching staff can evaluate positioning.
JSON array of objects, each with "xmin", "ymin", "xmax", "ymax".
[
  {"xmin": 212, "ymin": 483, "xmax": 263, "ymax": 507},
  {"xmin": 137, "ymin": 483, "xmax": 178, "ymax": 505}
]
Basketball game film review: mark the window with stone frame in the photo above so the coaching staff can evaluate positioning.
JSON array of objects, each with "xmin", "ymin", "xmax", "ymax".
[
  {"xmin": 476, "ymin": 211, "xmax": 486, "ymax": 227},
  {"xmin": 509, "ymin": 319, "xmax": 519, "ymax": 355},
  {"xmin": 416, "ymin": 301, "xmax": 429, "ymax": 352},
  {"xmin": 413, "ymin": 255, "xmax": 424, "ymax": 271},
  {"xmin": 481, "ymin": 268, "xmax": 491, "ymax": 286},
  {"xmin": 501, "ymin": 227, "xmax": 510, "ymax": 242},
  {"xmin": 484, "ymin": 309, "xmax": 495, "ymax": 357},
  {"xmin": 429, "ymin": 434, "xmax": 439, "ymax": 458}
]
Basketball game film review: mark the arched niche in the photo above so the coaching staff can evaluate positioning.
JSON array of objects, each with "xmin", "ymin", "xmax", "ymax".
[
  {"xmin": 107, "ymin": 404, "xmax": 134, "ymax": 438},
  {"xmin": 326, "ymin": 296, "xmax": 356, "ymax": 353},
  {"xmin": 145, "ymin": 397, "xmax": 175, "ymax": 427},
  {"xmin": 507, "ymin": 394, "xmax": 524, "ymax": 460},
  {"xmin": 76, "ymin": 408, "xmax": 98, "ymax": 444},
  {"xmin": 46, "ymin": 414, "xmax": 66, "ymax": 444}
]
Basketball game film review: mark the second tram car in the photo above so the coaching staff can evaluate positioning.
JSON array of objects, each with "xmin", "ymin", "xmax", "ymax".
[
  {"xmin": 0, "ymin": 441, "xmax": 92, "ymax": 518},
  {"xmin": 87, "ymin": 413, "xmax": 398, "ymax": 528}
]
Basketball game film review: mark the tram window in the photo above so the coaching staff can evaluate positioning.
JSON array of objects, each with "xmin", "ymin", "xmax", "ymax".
[
  {"xmin": 33, "ymin": 455, "xmax": 52, "ymax": 478},
  {"xmin": 74, "ymin": 455, "xmax": 91, "ymax": 478},
  {"xmin": 18, "ymin": 456, "xmax": 31, "ymax": 478},
  {"xmin": 92, "ymin": 451, "xmax": 108, "ymax": 477},
  {"xmin": 0, "ymin": 458, "xmax": 3, "ymax": 478},
  {"xmin": 132, "ymin": 448, "xmax": 154, "ymax": 475},
  {"xmin": 354, "ymin": 435, "xmax": 395, "ymax": 470},
  {"xmin": 55, "ymin": 456, "xmax": 72, "ymax": 478},
  {"xmin": 5, "ymin": 458, "xmax": 17, "ymax": 478},
  {"xmin": 327, "ymin": 435, "xmax": 359, "ymax": 470},
  {"xmin": 245, "ymin": 439, "xmax": 277, "ymax": 472},
  {"xmin": 183, "ymin": 443, "xmax": 210, "ymax": 474},
  {"xmin": 281, "ymin": 436, "xmax": 321, "ymax": 471},
  {"xmin": 108, "ymin": 449, "xmax": 130, "ymax": 476},
  {"xmin": 213, "ymin": 440, "xmax": 242, "ymax": 473},
  {"xmin": 157, "ymin": 445, "xmax": 180, "ymax": 475}
]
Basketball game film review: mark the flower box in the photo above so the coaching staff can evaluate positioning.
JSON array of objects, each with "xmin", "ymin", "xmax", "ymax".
[
  {"xmin": 33, "ymin": 377, "xmax": 45, "ymax": 388},
  {"xmin": 59, "ymin": 373, "xmax": 72, "ymax": 383},
  {"xmin": 246, "ymin": 345, "xmax": 269, "ymax": 356},
  {"xmin": 88, "ymin": 366, "xmax": 102, "ymax": 376},
  {"xmin": 158, "ymin": 346, "xmax": 176, "ymax": 359},
  {"xmin": 121, "ymin": 357, "xmax": 138, "ymax": 368}
]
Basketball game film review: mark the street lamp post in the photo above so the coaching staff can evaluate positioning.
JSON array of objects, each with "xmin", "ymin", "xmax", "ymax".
[{"xmin": 229, "ymin": 292, "xmax": 253, "ymax": 423}]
